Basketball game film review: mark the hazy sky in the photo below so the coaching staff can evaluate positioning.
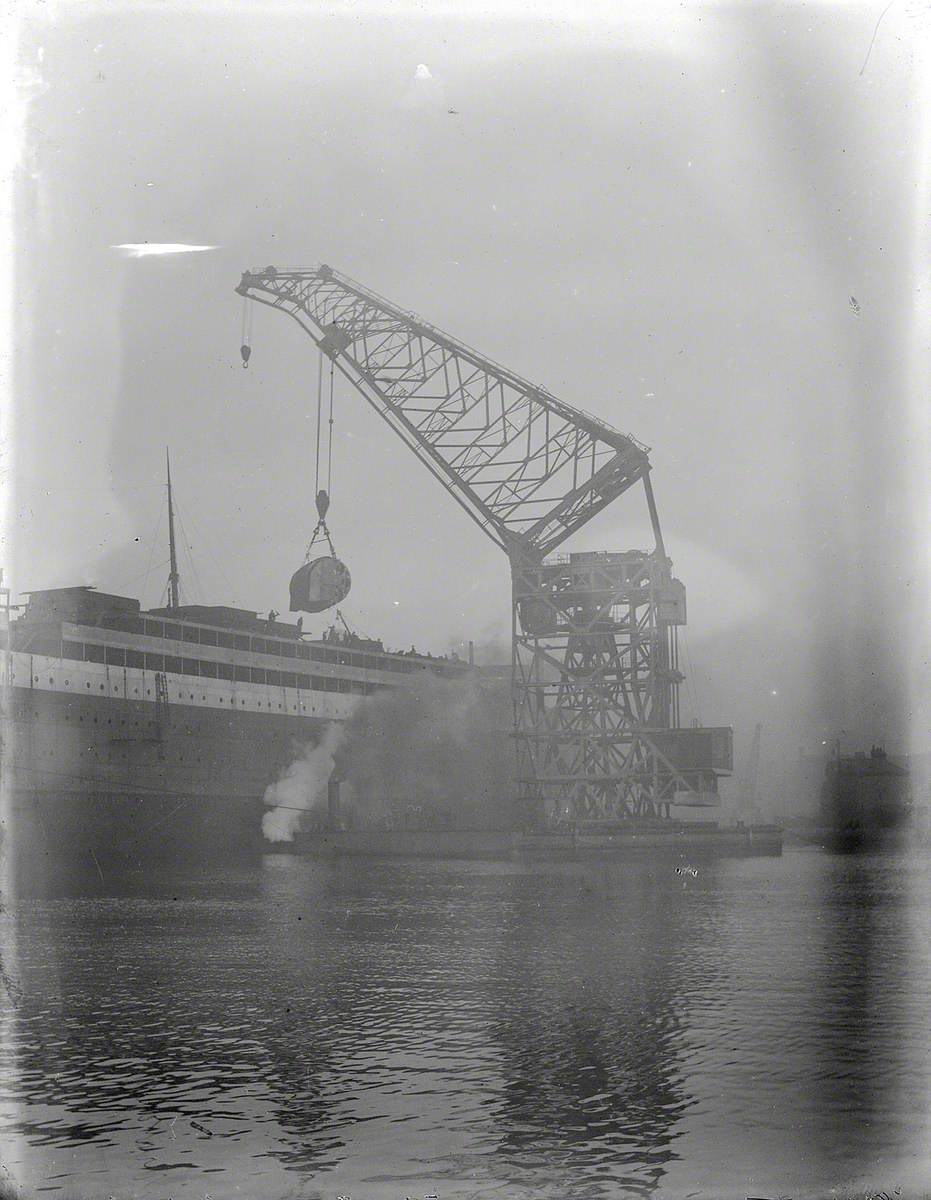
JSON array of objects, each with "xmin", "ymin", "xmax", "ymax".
[{"xmin": 7, "ymin": 1, "xmax": 929, "ymax": 791}]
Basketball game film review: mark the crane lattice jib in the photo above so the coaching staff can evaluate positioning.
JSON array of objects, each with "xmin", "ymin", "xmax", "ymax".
[{"xmin": 236, "ymin": 265, "xmax": 651, "ymax": 559}]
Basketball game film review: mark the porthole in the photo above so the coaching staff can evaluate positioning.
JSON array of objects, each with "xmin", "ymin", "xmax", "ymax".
[
  {"xmin": 99, "ymin": 684, "xmax": 104, "ymax": 691},
  {"xmin": 34, "ymin": 676, "xmax": 38, "ymax": 682},
  {"xmin": 114, "ymin": 687, "xmax": 119, "ymax": 694},
  {"xmin": 146, "ymin": 689, "xmax": 151, "ymax": 696},
  {"xmin": 201, "ymin": 695, "xmax": 206, "ymax": 701},
  {"xmin": 65, "ymin": 680, "xmax": 70, "ymax": 687},
  {"xmin": 49, "ymin": 677, "xmax": 54, "ymax": 684},
  {"xmin": 134, "ymin": 688, "xmax": 139, "ymax": 695},
  {"xmin": 86, "ymin": 682, "xmax": 91, "ymax": 689}
]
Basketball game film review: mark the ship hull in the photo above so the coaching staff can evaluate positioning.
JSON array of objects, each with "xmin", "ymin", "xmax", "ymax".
[
  {"xmin": 1, "ymin": 682, "xmax": 331, "ymax": 873},
  {"xmin": 6, "ymin": 789, "xmax": 267, "ymax": 882}
]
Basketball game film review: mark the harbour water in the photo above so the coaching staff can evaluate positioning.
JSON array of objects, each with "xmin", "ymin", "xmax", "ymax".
[{"xmin": 1, "ymin": 846, "xmax": 929, "ymax": 1199}]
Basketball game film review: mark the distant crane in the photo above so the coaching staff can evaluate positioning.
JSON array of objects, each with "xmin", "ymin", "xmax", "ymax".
[
  {"xmin": 737, "ymin": 722, "xmax": 763, "ymax": 818},
  {"xmin": 235, "ymin": 264, "xmax": 732, "ymax": 825}
]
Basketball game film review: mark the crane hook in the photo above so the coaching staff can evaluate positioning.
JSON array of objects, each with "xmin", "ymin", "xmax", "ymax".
[{"xmin": 240, "ymin": 344, "xmax": 252, "ymax": 369}]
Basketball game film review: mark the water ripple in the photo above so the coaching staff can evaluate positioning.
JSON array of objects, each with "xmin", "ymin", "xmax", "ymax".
[{"xmin": 0, "ymin": 851, "xmax": 928, "ymax": 1197}]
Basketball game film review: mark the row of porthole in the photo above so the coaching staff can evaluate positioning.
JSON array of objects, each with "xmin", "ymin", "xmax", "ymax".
[
  {"xmin": 38, "ymin": 675, "xmax": 117, "ymax": 694},
  {"xmin": 38, "ymin": 676, "xmax": 311, "ymax": 710},
  {"xmin": 36, "ymin": 690, "xmax": 313, "ymax": 716},
  {"xmin": 56, "ymin": 734, "xmax": 267, "ymax": 768},
  {"xmin": 27, "ymin": 674, "xmax": 348, "ymax": 715},
  {"xmin": 42, "ymin": 711, "xmax": 287, "ymax": 755},
  {"xmin": 70, "ymin": 745, "xmax": 208, "ymax": 765}
]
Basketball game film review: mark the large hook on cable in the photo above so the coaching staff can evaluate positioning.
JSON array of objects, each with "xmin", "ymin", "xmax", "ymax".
[{"xmin": 240, "ymin": 344, "xmax": 252, "ymax": 369}]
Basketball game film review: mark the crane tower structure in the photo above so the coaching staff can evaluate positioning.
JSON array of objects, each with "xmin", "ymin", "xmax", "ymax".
[{"xmin": 236, "ymin": 264, "xmax": 732, "ymax": 825}]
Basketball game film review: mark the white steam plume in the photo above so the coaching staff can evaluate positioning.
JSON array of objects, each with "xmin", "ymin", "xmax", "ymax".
[{"xmin": 261, "ymin": 723, "xmax": 344, "ymax": 843}]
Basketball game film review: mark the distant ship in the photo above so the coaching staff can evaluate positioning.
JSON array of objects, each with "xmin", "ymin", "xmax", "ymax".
[{"xmin": 819, "ymin": 746, "xmax": 912, "ymax": 852}]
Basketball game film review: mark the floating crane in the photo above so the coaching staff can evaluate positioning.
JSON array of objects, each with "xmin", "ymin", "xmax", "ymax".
[{"xmin": 235, "ymin": 264, "xmax": 732, "ymax": 824}]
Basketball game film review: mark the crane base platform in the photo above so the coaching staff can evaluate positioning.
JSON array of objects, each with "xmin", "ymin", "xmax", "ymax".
[{"xmin": 277, "ymin": 822, "xmax": 783, "ymax": 861}]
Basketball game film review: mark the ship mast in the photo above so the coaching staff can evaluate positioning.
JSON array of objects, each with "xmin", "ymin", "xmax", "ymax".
[{"xmin": 166, "ymin": 448, "xmax": 181, "ymax": 610}]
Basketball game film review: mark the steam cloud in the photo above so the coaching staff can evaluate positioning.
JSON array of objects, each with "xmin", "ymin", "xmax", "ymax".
[
  {"xmin": 339, "ymin": 674, "xmax": 515, "ymax": 829},
  {"xmin": 261, "ymin": 674, "xmax": 515, "ymax": 843},
  {"xmin": 262, "ymin": 722, "xmax": 344, "ymax": 842}
]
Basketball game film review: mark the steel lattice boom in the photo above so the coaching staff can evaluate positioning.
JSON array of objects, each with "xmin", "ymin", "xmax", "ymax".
[
  {"xmin": 236, "ymin": 263, "xmax": 732, "ymax": 826},
  {"xmin": 236, "ymin": 265, "xmax": 650, "ymax": 559}
]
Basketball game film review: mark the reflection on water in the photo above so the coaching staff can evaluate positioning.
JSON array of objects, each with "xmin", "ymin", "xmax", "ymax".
[
  {"xmin": 489, "ymin": 869, "xmax": 694, "ymax": 1197},
  {"xmin": 1, "ymin": 850, "xmax": 929, "ymax": 1198}
]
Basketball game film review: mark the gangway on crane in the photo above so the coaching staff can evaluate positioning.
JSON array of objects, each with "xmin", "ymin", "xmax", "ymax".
[{"xmin": 235, "ymin": 263, "xmax": 732, "ymax": 824}]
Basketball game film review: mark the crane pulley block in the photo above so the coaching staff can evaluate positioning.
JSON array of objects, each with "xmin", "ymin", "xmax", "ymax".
[{"xmin": 319, "ymin": 322, "xmax": 352, "ymax": 359}]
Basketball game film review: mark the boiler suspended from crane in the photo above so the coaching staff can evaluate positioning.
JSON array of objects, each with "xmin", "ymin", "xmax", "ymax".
[{"xmin": 289, "ymin": 489, "xmax": 352, "ymax": 614}]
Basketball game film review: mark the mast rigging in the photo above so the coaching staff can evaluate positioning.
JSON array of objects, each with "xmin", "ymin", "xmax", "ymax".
[{"xmin": 166, "ymin": 447, "xmax": 181, "ymax": 611}]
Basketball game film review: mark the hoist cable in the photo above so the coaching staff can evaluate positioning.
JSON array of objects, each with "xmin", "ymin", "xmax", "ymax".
[
  {"xmin": 314, "ymin": 349, "xmax": 324, "ymax": 495},
  {"xmin": 327, "ymin": 360, "xmax": 335, "ymax": 493},
  {"xmin": 239, "ymin": 298, "xmax": 254, "ymax": 367},
  {"xmin": 240, "ymin": 296, "xmax": 253, "ymax": 346}
]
